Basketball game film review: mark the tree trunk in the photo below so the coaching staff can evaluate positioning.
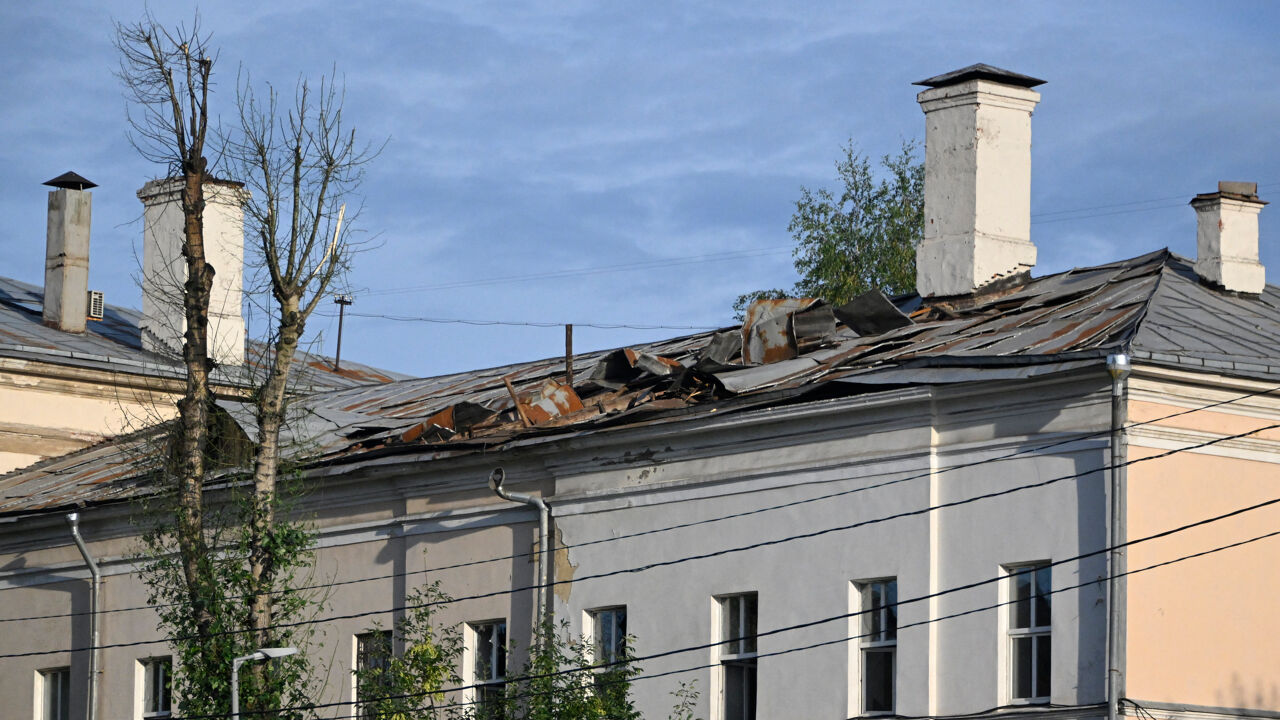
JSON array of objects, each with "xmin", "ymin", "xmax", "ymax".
[
  {"xmin": 248, "ymin": 297, "xmax": 303, "ymax": 647},
  {"xmin": 175, "ymin": 161, "xmax": 217, "ymax": 637}
]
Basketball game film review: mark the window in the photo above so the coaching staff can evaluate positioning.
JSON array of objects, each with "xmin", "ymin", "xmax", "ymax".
[
  {"xmin": 355, "ymin": 631, "xmax": 393, "ymax": 718},
  {"xmin": 859, "ymin": 579, "xmax": 897, "ymax": 715},
  {"xmin": 141, "ymin": 657, "xmax": 172, "ymax": 718},
  {"xmin": 590, "ymin": 606, "xmax": 628, "ymax": 666},
  {"xmin": 39, "ymin": 667, "xmax": 70, "ymax": 720},
  {"xmin": 1008, "ymin": 564, "xmax": 1051, "ymax": 702},
  {"xmin": 470, "ymin": 620, "xmax": 507, "ymax": 712},
  {"xmin": 718, "ymin": 593, "xmax": 757, "ymax": 720}
]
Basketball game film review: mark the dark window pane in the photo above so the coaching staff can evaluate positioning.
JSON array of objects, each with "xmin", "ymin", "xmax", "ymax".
[
  {"xmin": 885, "ymin": 581, "xmax": 898, "ymax": 640},
  {"xmin": 868, "ymin": 583, "xmax": 883, "ymax": 639},
  {"xmin": 1013, "ymin": 570, "xmax": 1031, "ymax": 629},
  {"xmin": 1012, "ymin": 636, "xmax": 1033, "ymax": 699},
  {"xmin": 744, "ymin": 595, "xmax": 757, "ymax": 654},
  {"xmin": 1034, "ymin": 567, "xmax": 1051, "ymax": 628},
  {"xmin": 864, "ymin": 648, "xmax": 895, "ymax": 712},
  {"xmin": 723, "ymin": 659, "xmax": 757, "ymax": 720},
  {"xmin": 1036, "ymin": 635, "xmax": 1051, "ymax": 699},
  {"xmin": 495, "ymin": 623, "xmax": 507, "ymax": 678},
  {"xmin": 725, "ymin": 597, "xmax": 741, "ymax": 653}
]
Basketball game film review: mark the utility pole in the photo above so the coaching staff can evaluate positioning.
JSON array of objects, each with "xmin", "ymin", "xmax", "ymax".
[{"xmin": 333, "ymin": 294, "xmax": 353, "ymax": 371}]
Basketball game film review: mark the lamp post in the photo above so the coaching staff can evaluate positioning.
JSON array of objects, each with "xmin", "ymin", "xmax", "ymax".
[{"xmin": 231, "ymin": 647, "xmax": 298, "ymax": 720}]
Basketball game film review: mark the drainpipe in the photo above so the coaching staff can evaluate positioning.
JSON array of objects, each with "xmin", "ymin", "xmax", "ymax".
[
  {"xmin": 489, "ymin": 468, "xmax": 552, "ymax": 633},
  {"xmin": 66, "ymin": 512, "xmax": 99, "ymax": 720},
  {"xmin": 1105, "ymin": 354, "xmax": 1130, "ymax": 720}
]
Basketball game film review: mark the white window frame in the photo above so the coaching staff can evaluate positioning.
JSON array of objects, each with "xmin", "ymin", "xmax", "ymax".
[
  {"xmin": 137, "ymin": 656, "xmax": 172, "ymax": 719},
  {"xmin": 353, "ymin": 630, "xmax": 393, "ymax": 719},
  {"xmin": 716, "ymin": 593, "xmax": 757, "ymax": 720},
  {"xmin": 1006, "ymin": 562, "xmax": 1051, "ymax": 704},
  {"xmin": 467, "ymin": 620, "xmax": 507, "ymax": 710},
  {"xmin": 589, "ymin": 606, "xmax": 628, "ymax": 668},
  {"xmin": 38, "ymin": 667, "xmax": 71, "ymax": 720},
  {"xmin": 857, "ymin": 578, "xmax": 897, "ymax": 716}
]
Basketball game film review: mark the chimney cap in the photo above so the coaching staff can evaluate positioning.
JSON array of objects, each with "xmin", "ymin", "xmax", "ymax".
[
  {"xmin": 1191, "ymin": 181, "xmax": 1268, "ymax": 206},
  {"xmin": 914, "ymin": 63, "xmax": 1046, "ymax": 89},
  {"xmin": 43, "ymin": 171, "xmax": 97, "ymax": 191}
]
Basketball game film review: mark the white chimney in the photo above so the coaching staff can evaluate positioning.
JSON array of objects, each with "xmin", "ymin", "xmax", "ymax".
[
  {"xmin": 42, "ymin": 172, "xmax": 96, "ymax": 333},
  {"xmin": 137, "ymin": 179, "xmax": 248, "ymax": 366},
  {"xmin": 1192, "ymin": 181, "xmax": 1267, "ymax": 294},
  {"xmin": 914, "ymin": 64, "xmax": 1044, "ymax": 297}
]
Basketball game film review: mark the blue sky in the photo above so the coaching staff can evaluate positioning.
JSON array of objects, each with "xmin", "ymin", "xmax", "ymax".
[{"xmin": 2, "ymin": 2, "xmax": 1278, "ymax": 376}]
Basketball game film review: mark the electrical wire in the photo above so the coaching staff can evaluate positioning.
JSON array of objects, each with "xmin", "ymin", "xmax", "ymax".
[
  {"xmin": 5, "ymin": 380, "xmax": 1278, "ymax": 625},
  {"xmin": 337, "ymin": 182, "xmax": 1280, "ymax": 303},
  {"xmin": 359, "ymin": 246, "xmax": 793, "ymax": 297},
  {"xmin": 2, "ymin": 417, "xmax": 1277, "ymax": 660},
  {"xmin": 312, "ymin": 311, "xmax": 723, "ymax": 331},
  {"xmin": 166, "ymin": 505, "xmax": 1280, "ymax": 719}
]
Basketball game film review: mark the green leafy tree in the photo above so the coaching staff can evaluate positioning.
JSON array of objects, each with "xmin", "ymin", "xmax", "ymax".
[
  {"xmin": 488, "ymin": 622, "xmax": 641, "ymax": 720},
  {"xmin": 353, "ymin": 582, "xmax": 466, "ymax": 720},
  {"xmin": 734, "ymin": 140, "xmax": 924, "ymax": 318}
]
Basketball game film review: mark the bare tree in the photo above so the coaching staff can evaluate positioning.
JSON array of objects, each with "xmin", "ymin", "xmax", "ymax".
[
  {"xmin": 118, "ymin": 13, "xmax": 375, "ymax": 714},
  {"xmin": 227, "ymin": 71, "xmax": 376, "ymax": 650},
  {"xmin": 116, "ymin": 12, "xmax": 220, "ymax": 644}
]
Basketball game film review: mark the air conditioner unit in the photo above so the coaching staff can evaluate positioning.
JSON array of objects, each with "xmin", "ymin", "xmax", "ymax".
[{"xmin": 87, "ymin": 290, "xmax": 104, "ymax": 320}]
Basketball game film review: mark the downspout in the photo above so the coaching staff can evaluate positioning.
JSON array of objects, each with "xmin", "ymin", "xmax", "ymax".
[
  {"xmin": 489, "ymin": 468, "xmax": 552, "ymax": 633},
  {"xmin": 1105, "ymin": 354, "xmax": 1130, "ymax": 720},
  {"xmin": 66, "ymin": 512, "xmax": 99, "ymax": 720}
]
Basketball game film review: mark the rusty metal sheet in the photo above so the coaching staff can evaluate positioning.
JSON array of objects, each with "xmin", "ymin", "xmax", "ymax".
[
  {"xmin": 833, "ymin": 291, "xmax": 914, "ymax": 336},
  {"xmin": 741, "ymin": 298, "xmax": 819, "ymax": 365},
  {"xmin": 521, "ymin": 379, "xmax": 586, "ymax": 425}
]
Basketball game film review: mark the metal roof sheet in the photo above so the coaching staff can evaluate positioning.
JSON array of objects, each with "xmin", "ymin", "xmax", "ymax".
[
  {"xmin": 0, "ymin": 275, "xmax": 409, "ymax": 391},
  {"xmin": 8, "ymin": 249, "xmax": 1280, "ymax": 516}
]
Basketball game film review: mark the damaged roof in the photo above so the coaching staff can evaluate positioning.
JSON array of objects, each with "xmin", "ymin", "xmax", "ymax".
[
  {"xmin": 6, "ymin": 249, "xmax": 1280, "ymax": 517},
  {"xmin": 0, "ymin": 274, "xmax": 409, "ymax": 392}
]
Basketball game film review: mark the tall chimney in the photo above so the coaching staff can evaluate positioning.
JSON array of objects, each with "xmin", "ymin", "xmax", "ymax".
[
  {"xmin": 137, "ymin": 179, "xmax": 248, "ymax": 366},
  {"xmin": 42, "ymin": 172, "xmax": 97, "ymax": 333},
  {"xmin": 1192, "ymin": 182, "xmax": 1267, "ymax": 294},
  {"xmin": 914, "ymin": 64, "xmax": 1045, "ymax": 297}
]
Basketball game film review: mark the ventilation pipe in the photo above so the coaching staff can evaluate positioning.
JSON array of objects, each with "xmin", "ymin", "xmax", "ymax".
[
  {"xmin": 488, "ymin": 468, "xmax": 551, "ymax": 632},
  {"xmin": 914, "ymin": 64, "xmax": 1044, "ymax": 297},
  {"xmin": 1192, "ymin": 182, "xmax": 1267, "ymax": 294},
  {"xmin": 42, "ymin": 172, "xmax": 96, "ymax": 333},
  {"xmin": 1105, "ymin": 354, "xmax": 1130, "ymax": 720},
  {"xmin": 137, "ymin": 178, "xmax": 248, "ymax": 365},
  {"xmin": 66, "ymin": 512, "xmax": 100, "ymax": 720}
]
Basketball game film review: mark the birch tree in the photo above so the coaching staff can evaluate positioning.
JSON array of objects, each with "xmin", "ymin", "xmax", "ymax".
[
  {"xmin": 119, "ymin": 12, "xmax": 374, "ymax": 715},
  {"xmin": 227, "ymin": 68, "xmax": 375, "ymax": 653}
]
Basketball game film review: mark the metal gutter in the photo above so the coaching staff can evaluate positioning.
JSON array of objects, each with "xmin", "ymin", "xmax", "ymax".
[
  {"xmin": 488, "ymin": 467, "xmax": 551, "ymax": 633},
  {"xmin": 66, "ymin": 512, "xmax": 99, "ymax": 720},
  {"xmin": 1106, "ymin": 353, "xmax": 1131, "ymax": 720}
]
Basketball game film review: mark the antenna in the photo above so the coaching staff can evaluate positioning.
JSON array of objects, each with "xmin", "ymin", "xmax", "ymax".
[{"xmin": 333, "ymin": 294, "xmax": 354, "ymax": 371}]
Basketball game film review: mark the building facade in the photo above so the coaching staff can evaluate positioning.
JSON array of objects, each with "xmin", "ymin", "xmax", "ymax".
[{"xmin": 2, "ymin": 65, "xmax": 1279, "ymax": 720}]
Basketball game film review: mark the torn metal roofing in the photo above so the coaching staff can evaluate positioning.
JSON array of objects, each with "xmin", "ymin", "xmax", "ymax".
[
  {"xmin": 7, "ymin": 249, "xmax": 1280, "ymax": 517},
  {"xmin": 0, "ymin": 274, "xmax": 409, "ymax": 391}
]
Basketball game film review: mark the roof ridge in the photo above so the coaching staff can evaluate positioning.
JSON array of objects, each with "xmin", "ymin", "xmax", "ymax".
[{"xmin": 1113, "ymin": 248, "xmax": 1174, "ymax": 355}]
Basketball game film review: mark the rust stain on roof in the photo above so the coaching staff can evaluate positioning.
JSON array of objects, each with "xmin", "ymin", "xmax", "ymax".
[{"xmin": 12, "ymin": 249, "xmax": 1280, "ymax": 516}]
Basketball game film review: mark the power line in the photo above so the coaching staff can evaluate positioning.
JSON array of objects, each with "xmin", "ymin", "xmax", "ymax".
[
  {"xmin": 360, "ymin": 246, "xmax": 793, "ymax": 297},
  {"xmin": 170, "ymin": 504, "xmax": 1280, "ymax": 719},
  {"xmin": 1030, "ymin": 181, "xmax": 1280, "ymax": 219},
  {"xmin": 6, "ymin": 380, "xmax": 1278, "ymax": 625},
  {"xmin": 339, "ymin": 182, "xmax": 1280, "ymax": 304},
  {"xmin": 3, "ymin": 417, "xmax": 1277, "ymax": 659},
  {"xmin": 313, "ymin": 311, "xmax": 723, "ymax": 331}
]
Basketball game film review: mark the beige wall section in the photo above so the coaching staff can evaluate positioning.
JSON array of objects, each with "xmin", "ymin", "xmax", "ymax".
[
  {"xmin": 0, "ymin": 363, "xmax": 183, "ymax": 474},
  {"xmin": 1125, "ymin": 398, "xmax": 1280, "ymax": 712}
]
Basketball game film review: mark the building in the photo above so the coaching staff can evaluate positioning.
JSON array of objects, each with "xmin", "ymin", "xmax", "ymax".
[
  {"xmin": 0, "ymin": 174, "xmax": 406, "ymax": 474},
  {"xmin": 2, "ymin": 65, "xmax": 1278, "ymax": 720}
]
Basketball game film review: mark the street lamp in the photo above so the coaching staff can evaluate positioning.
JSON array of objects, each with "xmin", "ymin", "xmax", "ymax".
[{"xmin": 231, "ymin": 647, "xmax": 298, "ymax": 720}]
